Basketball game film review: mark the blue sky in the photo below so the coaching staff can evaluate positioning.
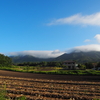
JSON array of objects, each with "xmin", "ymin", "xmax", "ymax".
[{"xmin": 1, "ymin": 0, "xmax": 100, "ymax": 58}]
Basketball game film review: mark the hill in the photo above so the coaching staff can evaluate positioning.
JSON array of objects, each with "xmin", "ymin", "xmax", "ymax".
[
  {"xmin": 10, "ymin": 51, "xmax": 100, "ymax": 63},
  {"xmin": 55, "ymin": 51, "xmax": 100, "ymax": 63},
  {"xmin": 10, "ymin": 55, "xmax": 54, "ymax": 63}
]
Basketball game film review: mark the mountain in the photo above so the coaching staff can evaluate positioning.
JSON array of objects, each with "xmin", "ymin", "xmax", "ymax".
[
  {"xmin": 54, "ymin": 51, "xmax": 100, "ymax": 63},
  {"xmin": 10, "ymin": 51, "xmax": 100, "ymax": 63},
  {"xmin": 10, "ymin": 55, "xmax": 54, "ymax": 63}
]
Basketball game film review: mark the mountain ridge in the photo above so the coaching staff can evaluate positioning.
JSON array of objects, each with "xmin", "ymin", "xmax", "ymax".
[
  {"xmin": 10, "ymin": 51, "xmax": 100, "ymax": 63},
  {"xmin": 54, "ymin": 51, "xmax": 100, "ymax": 63},
  {"xmin": 10, "ymin": 55, "xmax": 54, "ymax": 63}
]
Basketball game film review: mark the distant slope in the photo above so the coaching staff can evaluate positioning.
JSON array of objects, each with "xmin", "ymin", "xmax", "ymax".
[
  {"xmin": 10, "ymin": 51, "xmax": 100, "ymax": 63},
  {"xmin": 10, "ymin": 55, "xmax": 54, "ymax": 63},
  {"xmin": 55, "ymin": 51, "xmax": 100, "ymax": 63}
]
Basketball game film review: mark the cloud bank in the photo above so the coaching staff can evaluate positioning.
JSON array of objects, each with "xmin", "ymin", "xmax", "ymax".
[
  {"xmin": 94, "ymin": 34, "xmax": 100, "ymax": 43},
  {"xmin": 67, "ymin": 44, "xmax": 100, "ymax": 53},
  {"xmin": 7, "ymin": 34, "xmax": 100, "ymax": 58},
  {"xmin": 8, "ymin": 45, "xmax": 100, "ymax": 58},
  {"xmin": 47, "ymin": 12, "xmax": 100, "ymax": 26},
  {"xmin": 8, "ymin": 50, "xmax": 65, "ymax": 58},
  {"xmin": 8, "ymin": 44, "xmax": 100, "ymax": 58},
  {"xmin": 67, "ymin": 34, "xmax": 100, "ymax": 53},
  {"xmin": 84, "ymin": 39, "xmax": 91, "ymax": 42}
]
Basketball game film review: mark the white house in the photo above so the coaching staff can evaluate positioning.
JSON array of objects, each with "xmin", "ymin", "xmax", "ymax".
[{"xmin": 63, "ymin": 61, "xmax": 78, "ymax": 69}]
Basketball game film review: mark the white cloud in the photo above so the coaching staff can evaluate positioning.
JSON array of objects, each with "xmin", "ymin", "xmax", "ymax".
[
  {"xmin": 47, "ymin": 12, "xmax": 100, "ymax": 26},
  {"xmin": 7, "ymin": 34, "xmax": 100, "ymax": 58},
  {"xmin": 67, "ymin": 34, "xmax": 100, "ymax": 53},
  {"xmin": 67, "ymin": 44, "xmax": 100, "ymax": 53},
  {"xmin": 7, "ymin": 44, "xmax": 100, "ymax": 58},
  {"xmin": 8, "ymin": 50, "xmax": 65, "ymax": 58},
  {"xmin": 84, "ymin": 39, "xmax": 91, "ymax": 42},
  {"xmin": 8, "ymin": 44, "xmax": 100, "ymax": 58},
  {"xmin": 94, "ymin": 34, "xmax": 100, "ymax": 43}
]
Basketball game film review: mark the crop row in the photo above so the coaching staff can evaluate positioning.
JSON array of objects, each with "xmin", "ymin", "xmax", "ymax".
[{"xmin": 0, "ymin": 76, "xmax": 99, "ymax": 100}]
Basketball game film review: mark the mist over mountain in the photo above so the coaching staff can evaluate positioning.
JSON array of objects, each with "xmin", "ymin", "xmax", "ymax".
[
  {"xmin": 10, "ymin": 51, "xmax": 100, "ymax": 63},
  {"xmin": 54, "ymin": 51, "xmax": 100, "ymax": 63},
  {"xmin": 8, "ymin": 50, "xmax": 64, "ymax": 59}
]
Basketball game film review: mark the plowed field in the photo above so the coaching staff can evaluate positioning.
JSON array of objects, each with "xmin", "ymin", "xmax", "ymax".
[{"xmin": 0, "ymin": 70, "xmax": 100, "ymax": 100}]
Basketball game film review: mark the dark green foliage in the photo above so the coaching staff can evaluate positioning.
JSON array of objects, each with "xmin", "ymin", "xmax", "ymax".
[
  {"xmin": 78, "ymin": 64, "xmax": 86, "ymax": 69},
  {"xmin": 55, "ymin": 51, "xmax": 100, "ymax": 63},
  {"xmin": 17, "ymin": 61, "xmax": 63, "ymax": 67},
  {"xmin": 85, "ymin": 62, "xmax": 94, "ymax": 69},
  {"xmin": 96, "ymin": 62, "xmax": 100, "ymax": 68},
  {"xmin": 0, "ymin": 54, "xmax": 12, "ymax": 67},
  {"xmin": 10, "ymin": 55, "xmax": 53, "ymax": 63}
]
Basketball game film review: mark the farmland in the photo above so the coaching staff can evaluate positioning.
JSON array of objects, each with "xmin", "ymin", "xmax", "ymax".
[{"xmin": 0, "ymin": 70, "xmax": 100, "ymax": 100}]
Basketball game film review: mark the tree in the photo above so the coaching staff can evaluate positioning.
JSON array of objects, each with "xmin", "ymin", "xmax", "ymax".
[
  {"xmin": 40, "ymin": 61, "xmax": 47, "ymax": 67},
  {"xmin": 78, "ymin": 64, "xmax": 86, "ymax": 69},
  {"xmin": 96, "ymin": 62, "xmax": 100, "ymax": 68},
  {"xmin": 55, "ymin": 62, "xmax": 61, "ymax": 67},
  {"xmin": 85, "ymin": 62, "xmax": 94, "ymax": 69},
  {"xmin": 0, "ymin": 54, "xmax": 12, "ymax": 67}
]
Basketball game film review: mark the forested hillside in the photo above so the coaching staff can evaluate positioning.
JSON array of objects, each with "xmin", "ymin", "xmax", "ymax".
[
  {"xmin": 10, "ymin": 55, "xmax": 53, "ymax": 63},
  {"xmin": 55, "ymin": 51, "xmax": 100, "ymax": 63},
  {"xmin": 0, "ymin": 54, "xmax": 12, "ymax": 67}
]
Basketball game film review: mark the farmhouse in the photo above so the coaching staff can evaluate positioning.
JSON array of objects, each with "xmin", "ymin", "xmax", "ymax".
[{"xmin": 63, "ymin": 61, "xmax": 78, "ymax": 69}]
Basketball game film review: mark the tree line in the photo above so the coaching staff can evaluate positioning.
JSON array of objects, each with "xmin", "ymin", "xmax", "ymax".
[
  {"xmin": 0, "ymin": 54, "xmax": 12, "ymax": 67},
  {"xmin": 16, "ymin": 61, "xmax": 63, "ymax": 67},
  {"xmin": 15, "ymin": 61, "xmax": 100, "ymax": 69},
  {"xmin": 0, "ymin": 53, "xmax": 100, "ymax": 70}
]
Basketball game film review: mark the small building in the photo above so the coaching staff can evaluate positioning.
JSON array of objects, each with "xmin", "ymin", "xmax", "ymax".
[{"xmin": 63, "ymin": 61, "xmax": 78, "ymax": 69}]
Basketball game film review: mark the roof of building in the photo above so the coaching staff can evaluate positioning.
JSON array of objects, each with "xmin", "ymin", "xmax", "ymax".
[{"xmin": 63, "ymin": 60, "xmax": 76, "ymax": 63}]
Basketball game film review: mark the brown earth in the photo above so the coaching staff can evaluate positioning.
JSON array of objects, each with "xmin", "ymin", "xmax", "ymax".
[{"xmin": 0, "ymin": 70, "xmax": 100, "ymax": 82}]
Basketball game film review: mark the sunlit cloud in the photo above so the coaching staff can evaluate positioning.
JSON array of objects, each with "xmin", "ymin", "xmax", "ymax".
[
  {"xmin": 84, "ymin": 39, "xmax": 91, "ymax": 42},
  {"xmin": 67, "ymin": 34, "xmax": 100, "ymax": 53},
  {"xmin": 67, "ymin": 44, "xmax": 100, "ymax": 53},
  {"xmin": 8, "ymin": 50, "xmax": 65, "ymax": 58},
  {"xmin": 7, "ymin": 34, "xmax": 100, "ymax": 58},
  {"xmin": 94, "ymin": 34, "xmax": 100, "ymax": 43},
  {"xmin": 47, "ymin": 12, "xmax": 100, "ymax": 26}
]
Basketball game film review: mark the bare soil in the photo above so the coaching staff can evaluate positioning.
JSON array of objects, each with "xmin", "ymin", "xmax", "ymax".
[
  {"xmin": 0, "ymin": 70, "xmax": 100, "ymax": 82},
  {"xmin": 0, "ymin": 70, "xmax": 100, "ymax": 99}
]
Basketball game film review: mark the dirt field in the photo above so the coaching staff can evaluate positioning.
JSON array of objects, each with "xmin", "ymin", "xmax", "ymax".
[
  {"xmin": 0, "ymin": 70, "xmax": 100, "ymax": 81},
  {"xmin": 0, "ymin": 70, "xmax": 100, "ymax": 100}
]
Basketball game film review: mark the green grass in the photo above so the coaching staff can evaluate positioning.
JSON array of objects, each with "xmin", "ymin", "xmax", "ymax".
[
  {"xmin": 0, "ymin": 83, "xmax": 26, "ymax": 100},
  {"xmin": 0, "ymin": 66, "xmax": 100, "ymax": 75}
]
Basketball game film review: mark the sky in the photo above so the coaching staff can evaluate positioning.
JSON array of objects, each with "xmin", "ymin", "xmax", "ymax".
[{"xmin": 1, "ymin": 0, "xmax": 100, "ymax": 58}]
